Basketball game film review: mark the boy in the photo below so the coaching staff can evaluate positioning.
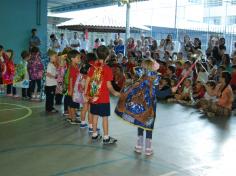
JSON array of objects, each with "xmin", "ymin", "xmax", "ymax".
[
  {"xmin": 67, "ymin": 50, "xmax": 81, "ymax": 124},
  {"xmin": 45, "ymin": 50, "xmax": 58, "ymax": 113},
  {"xmin": 85, "ymin": 45, "xmax": 120, "ymax": 145}
]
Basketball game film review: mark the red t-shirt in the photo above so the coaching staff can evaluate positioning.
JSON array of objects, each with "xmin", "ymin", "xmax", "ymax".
[
  {"xmin": 87, "ymin": 62, "xmax": 113, "ymax": 104},
  {"xmin": 68, "ymin": 64, "xmax": 80, "ymax": 95},
  {"xmin": 176, "ymin": 68, "xmax": 183, "ymax": 79},
  {"xmin": 230, "ymin": 72, "xmax": 236, "ymax": 86}
]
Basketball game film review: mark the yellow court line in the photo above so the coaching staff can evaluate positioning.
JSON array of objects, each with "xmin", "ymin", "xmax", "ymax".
[{"xmin": 0, "ymin": 103, "xmax": 32, "ymax": 125}]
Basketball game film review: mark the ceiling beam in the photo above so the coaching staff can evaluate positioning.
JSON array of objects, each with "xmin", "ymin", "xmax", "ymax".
[{"xmin": 48, "ymin": 0, "xmax": 148, "ymax": 13}]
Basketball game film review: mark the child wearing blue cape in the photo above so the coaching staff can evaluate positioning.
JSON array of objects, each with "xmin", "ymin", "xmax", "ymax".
[{"xmin": 115, "ymin": 59, "xmax": 160, "ymax": 156}]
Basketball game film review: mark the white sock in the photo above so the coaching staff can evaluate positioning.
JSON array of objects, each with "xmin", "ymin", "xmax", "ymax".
[
  {"xmin": 92, "ymin": 132, "xmax": 98, "ymax": 137},
  {"xmin": 104, "ymin": 135, "xmax": 109, "ymax": 140},
  {"xmin": 89, "ymin": 124, "xmax": 93, "ymax": 128},
  {"xmin": 81, "ymin": 121, "xmax": 86, "ymax": 125}
]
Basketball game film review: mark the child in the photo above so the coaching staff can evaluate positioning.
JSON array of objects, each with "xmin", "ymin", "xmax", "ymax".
[
  {"xmin": 14, "ymin": 50, "xmax": 31, "ymax": 99},
  {"xmin": 85, "ymin": 45, "xmax": 120, "ymax": 144},
  {"xmin": 201, "ymin": 71, "xmax": 234, "ymax": 117},
  {"xmin": 175, "ymin": 61, "xmax": 183, "ymax": 80},
  {"xmin": 55, "ymin": 53, "xmax": 66, "ymax": 105},
  {"xmin": 4, "ymin": 49, "xmax": 15, "ymax": 96},
  {"xmin": 196, "ymin": 62, "xmax": 209, "ymax": 83},
  {"xmin": 193, "ymin": 81, "xmax": 205, "ymax": 100},
  {"xmin": 181, "ymin": 60, "xmax": 193, "ymax": 79},
  {"xmin": 115, "ymin": 59, "xmax": 160, "ymax": 156},
  {"xmin": 45, "ymin": 50, "xmax": 58, "ymax": 113},
  {"xmin": 111, "ymin": 65, "xmax": 126, "ymax": 92},
  {"xmin": 28, "ymin": 47, "xmax": 44, "ymax": 100},
  {"xmin": 156, "ymin": 77, "xmax": 173, "ymax": 100},
  {"xmin": 175, "ymin": 78, "xmax": 192, "ymax": 102},
  {"xmin": 79, "ymin": 53, "xmax": 97, "ymax": 130},
  {"xmin": 230, "ymin": 65, "xmax": 236, "ymax": 91},
  {"xmin": 67, "ymin": 50, "xmax": 81, "ymax": 124},
  {"xmin": 0, "ymin": 45, "xmax": 6, "ymax": 94}
]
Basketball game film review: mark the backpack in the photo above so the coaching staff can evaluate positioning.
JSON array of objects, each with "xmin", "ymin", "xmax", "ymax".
[{"xmin": 87, "ymin": 64, "xmax": 104, "ymax": 102}]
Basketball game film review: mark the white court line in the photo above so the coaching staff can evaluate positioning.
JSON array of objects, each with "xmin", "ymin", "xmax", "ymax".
[
  {"xmin": 0, "ymin": 105, "xmax": 44, "ymax": 112},
  {"xmin": 159, "ymin": 171, "xmax": 178, "ymax": 176}
]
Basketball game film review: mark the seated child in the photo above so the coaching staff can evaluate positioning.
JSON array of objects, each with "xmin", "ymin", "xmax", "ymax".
[
  {"xmin": 175, "ymin": 78, "xmax": 192, "ymax": 103},
  {"xmin": 193, "ymin": 81, "xmax": 205, "ymax": 100}
]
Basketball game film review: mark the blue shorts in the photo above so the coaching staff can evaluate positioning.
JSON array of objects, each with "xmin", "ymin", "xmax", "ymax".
[
  {"xmin": 68, "ymin": 96, "xmax": 80, "ymax": 109},
  {"xmin": 90, "ymin": 103, "xmax": 110, "ymax": 117}
]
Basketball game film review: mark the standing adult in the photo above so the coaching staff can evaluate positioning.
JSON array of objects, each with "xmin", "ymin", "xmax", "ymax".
[
  {"xmin": 59, "ymin": 33, "xmax": 69, "ymax": 52},
  {"xmin": 49, "ymin": 34, "xmax": 60, "ymax": 53},
  {"xmin": 80, "ymin": 34, "xmax": 89, "ymax": 51},
  {"xmin": 70, "ymin": 32, "xmax": 81, "ymax": 51},
  {"xmin": 29, "ymin": 28, "xmax": 41, "ymax": 49}
]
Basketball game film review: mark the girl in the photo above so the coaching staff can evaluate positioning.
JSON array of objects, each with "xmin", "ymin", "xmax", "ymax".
[
  {"xmin": 175, "ymin": 79, "xmax": 192, "ymax": 102},
  {"xmin": 55, "ymin": 53, "xmax": 66, "ymax": 105},
  {"xmin": 4, "ymin": 49, "xmax": 15, "ymax": 97},
  {"xmin": 201, "ymin": 71, "xmax": 234, "ymax": 117},
  {"xmin": 76, "ymin": 53, "xmax": 97, "ymax": 130},
  {"xmin": 28, "ymin": 47, "xmax": 44, "ymax": 100},
  {"xmin": 115, "ymin": 59, "xmax": 160, "ymax": 156},
  {"xmin": 14, "ymin": 50, "xmax": 31, "ymax": 99},
  {"xmin": 0, "ymin": 45, "xmax": 6, "ymax": 94}
]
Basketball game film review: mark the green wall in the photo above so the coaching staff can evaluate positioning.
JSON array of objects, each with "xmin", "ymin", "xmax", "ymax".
[{"xmin": 0, "ymin": 0, "xmax": 47, "ymax": 63}]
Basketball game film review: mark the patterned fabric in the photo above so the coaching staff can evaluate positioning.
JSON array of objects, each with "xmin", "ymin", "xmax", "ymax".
[
  {"xmin": 2, "ymin": 53, "xmax": 15, "ymax": 85},
  {"xmin": 13, "ymin": 60, "xmax": 29, "ymax": 88},
  {"xmin": 87, "ymin": 63, "xmax": 104, "ymax": 102},
  {"xmin": 55, "ymin": 66, "xmax": 65, "ymax": 94},
  {"xmin": 115, "ymin": 69, "xmax": 160, "ymax": 131},
  {"xmin": 28, "ymin": 53, "xmax": 44, "ymax": 80},
  {"xmin": 73, "ymin": 74, "xmax": 85, "ymax": 103}
]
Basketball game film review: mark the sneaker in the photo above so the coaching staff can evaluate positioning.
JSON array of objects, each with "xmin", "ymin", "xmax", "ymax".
[
  {"xmin": 80, "ymin": 123, "xmax": 88, "ymax": 128},
  {"xmin": 103, "ymin": 136, "xmax": 117, "ymax": 145},
  {"xmin": 92, "ymin": 134, "xmax": 102, "ymax": 141},
  {"xmin": 69, "ymin": 119, "xmax": 81, "ymax": 125},
  {"xmin": 51, "ymin": 109, "xmax": 59, "ymax": 113},
  {"xmin": 89, "ymin": 128, "xmax": 100, "ymax": 133},
  {"xmin": 32, "ymin": 95, "xmax": 36, "ymax": 99},
  {"xmin": 145, "ymin": 148, "xmax": 153, "ymax": 156},
  {"xmin": 134, "ymin": 145, "xmax": 142, "ymax": 154},
  {"xmin": 6, "ymin": 94, "xmax": 13, "ymax": 97},
  {"xmin": 13, "ymin": 95, "xmax": 19, "ymax": 98},
  {"xmin": 36, "ymin": 94, "xmax": 41, "ymax": 99},
  {"xmin": 65, "ymin": 118, "xmax": 72, "ymax": 122},
  {"xmin": 63, "ymin": 112, "xmax": 69, "ymax": 116}
]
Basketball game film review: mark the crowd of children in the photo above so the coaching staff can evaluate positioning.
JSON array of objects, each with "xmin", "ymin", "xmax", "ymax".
[{"xmin": 1, "ymin": 33, "xmax": 236, "ymax": 156}]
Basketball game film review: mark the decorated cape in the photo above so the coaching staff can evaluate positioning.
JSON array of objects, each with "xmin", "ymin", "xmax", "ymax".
[
  {"xmin": 13, "ymin": 60, "xmax": 29, "ymax": 88},
  {"xmin": 86, "ymin": 63, "xmax": 104, "ymax": 103},
  {"xmin": 115, "ymin": 67, "xmax": 160, "ymax": 131}
]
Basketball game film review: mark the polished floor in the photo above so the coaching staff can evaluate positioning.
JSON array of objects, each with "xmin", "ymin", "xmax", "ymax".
[{"xmin": 0, "ymin": 96, "xmax": 236, "ymax": 176}]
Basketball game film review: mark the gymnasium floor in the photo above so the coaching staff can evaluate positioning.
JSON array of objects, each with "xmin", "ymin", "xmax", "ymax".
[{"xmin": 0, "ymin": 96, "xmax": 236, "ymax": 176}]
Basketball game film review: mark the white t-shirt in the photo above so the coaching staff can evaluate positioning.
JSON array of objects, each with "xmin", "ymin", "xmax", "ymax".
[
  {"xmin": 49, "ymin": 39, "xmax": 60, "ymax": 53},
  {"xmin": 70, "ymin": 38, "xmax": 81, "ymax": 51},
  {"xmin": 46, "ymin": 62, "xmax": 57, "ymax": 86},
  {"xmin": 59, "ymin": 39, "xmax": 69, "ymax": 52},
  {"xmin": 80, "ymin": 39, "xmax": 89, "ymax": 51}
]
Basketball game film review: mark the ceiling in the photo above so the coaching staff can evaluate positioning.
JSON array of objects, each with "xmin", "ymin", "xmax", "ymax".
[{"xmin": 48, "ymin": 0, "xmax": 147, "ymax": 13}]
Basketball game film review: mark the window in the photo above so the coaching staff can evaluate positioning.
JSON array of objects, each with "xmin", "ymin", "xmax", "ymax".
[
  {"xmin": 203, "ymin": 16, "xmax": 221, "ymax": 25},
  {"xmin": 232, "ymin": 0, "xmax": 236, "ymax": 5},
  {"xmin": 188, "ymin": 0, "xmax": 202, "ymax": 4},
  {"xmin": 227, "ymin": 16, "xmax": 236, "ymax": 25},
  {"xmin": 205, "ymin": 0, "xmax": 222, "ymax": 7}
]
